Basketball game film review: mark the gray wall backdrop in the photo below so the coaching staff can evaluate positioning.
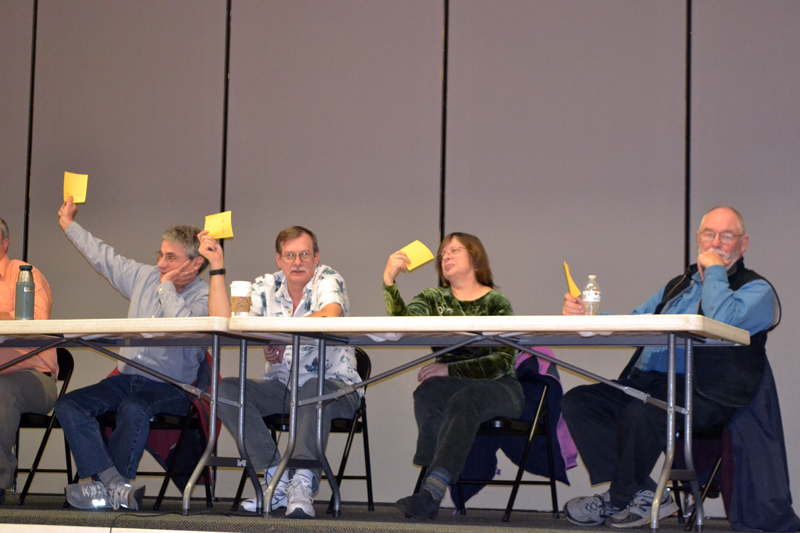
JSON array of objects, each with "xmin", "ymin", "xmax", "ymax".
[{"xmin": 1, "ymin": 0, "xmax": 798, "ymax": 517}]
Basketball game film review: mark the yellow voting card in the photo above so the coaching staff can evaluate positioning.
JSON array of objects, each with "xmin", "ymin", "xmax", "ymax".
[
  {"xmin": 204, "ymin": 211, "xmax": 234, "ymax": 240},
  {"xmin": 401, "ymin": 240, "xmax": 435, "ymax": 272},
  {"xmin": 564, "ymin": 261, "xmax": 582, "ymax": 298},
  {"xmin": 64, "ymin": 172, "xmax": 88, "ymax": 203}
]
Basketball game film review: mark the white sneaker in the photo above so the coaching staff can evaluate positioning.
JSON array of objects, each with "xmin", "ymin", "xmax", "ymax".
[
  {"xmin": 608, "ymin": 489, "xmax": 679, "ymax": 528},
  {"xmin": 241, "ymin": 472, "xmax": 289, "ymax": 512},
  {"xmin": 285, "ymin": 475, "xmax": 315, "ymax": 519}
]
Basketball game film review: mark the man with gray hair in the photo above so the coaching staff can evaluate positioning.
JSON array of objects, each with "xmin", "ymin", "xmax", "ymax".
[
  {"xmin": 54, "ymin": 196, "xmax": 209, "ymax": 511},
  {"xmin": 559, "ymin": 206, "xmax": 781, "ymax": 528},
  {"xmin": 0, "ymin": 216, "xmax": 58, "ymax": 505}
]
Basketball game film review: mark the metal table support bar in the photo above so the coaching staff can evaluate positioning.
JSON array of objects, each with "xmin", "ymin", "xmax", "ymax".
[
  {"xmin": 73, "ymin": 338, "xmax": 209, "ymax": 402},
  {"xmin": 235, "ymin": 338, "xmax": 261, "ymax": 514},
  {"xmin": 264, "ymin": 334, "xmax": 302, "ymax": 516},
  {"xmin": 683, "ymin": 338, "xmax": 704, "ymax": 532},
  {"xmin": 651, "ymin": 333, "xmax": 678, "ymax": 530},
  {"xmin": 649, "ymin": 336, "xmax": 703, "ymax": 531},
  {"xmin": 0, "ymin": 338, "xmax": 66, "ymax": 372},
  {"xmin": 316, "ymin": 339, "xmax": 342, "ymax": 516},
  {"xmin": 492, "ymin": 337, "xmax": 687, "ymax": 416},
  {"xmin": 297, "ymin": 335, "xmax": 485, "ymax": 406},
  {"xmin": 183, "ymin": 333, "xmax": 221, "ymax": 515}
]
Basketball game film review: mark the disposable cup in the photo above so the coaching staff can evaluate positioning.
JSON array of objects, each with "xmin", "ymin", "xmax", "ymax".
[{"xmin": 230, "ymin": 281, "xmax": 252, "ymax": 316}]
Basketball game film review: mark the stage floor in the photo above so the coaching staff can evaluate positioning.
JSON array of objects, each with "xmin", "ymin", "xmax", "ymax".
[{"xmin": 0, "ymin": 493, "xmax": 736, "ymax": 533}]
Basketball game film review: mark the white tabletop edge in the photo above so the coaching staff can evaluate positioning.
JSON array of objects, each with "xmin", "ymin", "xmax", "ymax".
[
  {"xmin": 0, "ymin": 316, "xmax": 233, "ymax": 336},
  {"xmin": 0, "ymin": 315, "xmax": 750, "ymax": 346},
  {"xmin": 229, "ymin": 315, "xmax": 750, "ymax": 345}
]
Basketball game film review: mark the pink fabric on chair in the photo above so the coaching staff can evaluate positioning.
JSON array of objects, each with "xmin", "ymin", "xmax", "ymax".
[{"xmin": 516, "ymin": 346, "xmax": 578, "ymax": 470}]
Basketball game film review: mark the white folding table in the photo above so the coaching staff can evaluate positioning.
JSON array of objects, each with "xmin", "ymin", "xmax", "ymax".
[
  {"xmin": 225, "ymin": 314, "xmax": 749, "ymax": 531},
  {"xmin": 0, "ymin": 315, "xmax": 747, "ymax": 529}
]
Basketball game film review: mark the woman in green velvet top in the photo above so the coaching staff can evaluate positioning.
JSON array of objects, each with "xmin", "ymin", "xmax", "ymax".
[{"xmin": 383, "ymin": 232, "xmax": 524, "ymax": 520}]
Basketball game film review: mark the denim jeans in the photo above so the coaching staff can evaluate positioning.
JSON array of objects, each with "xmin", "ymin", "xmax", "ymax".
[
  {"xmin": 217, "ymin": 377, "xmax": 359, "ymax": 490},
  {"xmin": 413, "ymin": 376, "xmax": 524, "ymax": 480},
  {"xmin": 0, "ymin": 370, "xmax": 57, "ymax": 489},
  {"xmin": 55, "ymin": 373, "xmax": 191, "ymax": 481}
]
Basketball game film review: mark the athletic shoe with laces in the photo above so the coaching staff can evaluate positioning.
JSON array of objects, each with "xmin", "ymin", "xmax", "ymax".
[
  {"xmin": 608, "ymin": 489, "xmax": 679, "ymax": 528},
  {"xmin": 241, "ymin": 473, "xmax": 289, "ymax": 512},
  {"xmin": 108, "ymin": 482, "xmax": 145, "ymax": 510},
  {"xmin": 65, "ymin": 481, "xmax": 112, "ymax": 510},
  {"xmin": 285, "ymin": 475, "xmax": 315, "ymax": 519},
  {"xmin": 564, "ymin": 491, "xmax": 622, "ymax": 526}
]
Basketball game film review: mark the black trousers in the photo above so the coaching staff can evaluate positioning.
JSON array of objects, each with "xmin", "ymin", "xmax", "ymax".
[
  {"xmin": 561, "ymin": 368, "xmax": 736, "ymax": 508},
  {"xmin": 412, "ymin": 376, "xmax": 524, "ymax": 480}
]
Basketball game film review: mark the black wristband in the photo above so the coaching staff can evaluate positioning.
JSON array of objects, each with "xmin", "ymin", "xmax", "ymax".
[{"xmin": 208, "ymin": 268, "xmax": 226, "ymax": 277}]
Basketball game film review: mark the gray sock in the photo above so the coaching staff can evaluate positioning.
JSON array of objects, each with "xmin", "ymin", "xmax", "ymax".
[{"xmin": 97, "ymin": 466, "xmax": 127, "ymax": 489}]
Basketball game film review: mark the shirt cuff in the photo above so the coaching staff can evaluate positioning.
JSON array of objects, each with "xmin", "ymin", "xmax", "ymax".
[{"xmin": 158, "ymin": 281, "xmax": 177, "ymax": 294}]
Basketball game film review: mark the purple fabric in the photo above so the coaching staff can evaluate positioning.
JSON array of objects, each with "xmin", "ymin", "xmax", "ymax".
[{"xmin": 516, "ymin": 347, "xmax": 578, "ymax": 470}]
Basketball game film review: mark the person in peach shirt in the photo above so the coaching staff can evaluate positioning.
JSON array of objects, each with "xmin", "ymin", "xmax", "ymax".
[{"xmin": 0, "ymin": 216, "xmax": 58, "ymax": 505}]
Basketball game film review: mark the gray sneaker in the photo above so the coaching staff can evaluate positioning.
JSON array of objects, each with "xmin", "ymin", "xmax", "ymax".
[
  {"xmin": 108, "ymin": 482, "xmax": 145, "ymax": 510},
  {"xmin": 608, "ymin": 489, "xmax": 679, "ymax": 528},
  {"xmin": 65, "ymin": 481, "xmax": 112, "ymax": 510},
  {"xmin": 564, "ymin": 491, "xmax": 622, "ymax": 526}
]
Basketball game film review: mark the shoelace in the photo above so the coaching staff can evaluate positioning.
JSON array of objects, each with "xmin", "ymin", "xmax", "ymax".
[
  {"xmin": 288, "ymin": 476, "xmax": 313, "ymax": 500},
  {"xmin": 625, "ymin": 490, "xmax": 669, "ymax": 513},
  {"xmin": 81, "ymin": 482, "xmax": 109, "ymax": 507},
  {"xmin": 585, "ymin": 495, "xmax": 607, "ymax": 512},
  {"xmin": 108, "ymin": 484, "xmax": 133, "ymax": 510}
]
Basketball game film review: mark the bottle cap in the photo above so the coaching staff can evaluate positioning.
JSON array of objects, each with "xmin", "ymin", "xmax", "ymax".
[{"xmin": 19, "ymin": 265, "xmax": 33, "ymax": 271}]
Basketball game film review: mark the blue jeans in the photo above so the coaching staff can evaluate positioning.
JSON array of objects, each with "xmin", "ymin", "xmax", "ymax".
[{"xmin": 55, "ymin": 373, "xmax": 191, "ymax": 481}]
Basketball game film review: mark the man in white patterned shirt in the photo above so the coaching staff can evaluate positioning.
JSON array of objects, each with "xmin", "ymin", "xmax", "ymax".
[{"xmin": 199, "ymin": 226, "xmax": 360, "ymax": 519}]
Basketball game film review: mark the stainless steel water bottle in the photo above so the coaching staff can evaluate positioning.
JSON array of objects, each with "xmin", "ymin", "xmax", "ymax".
[{"xmin": 15, "ymin": 265, "xmax": 35, "ymax": 320}]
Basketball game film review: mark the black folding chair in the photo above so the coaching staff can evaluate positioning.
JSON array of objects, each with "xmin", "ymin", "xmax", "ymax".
[{"xmin": 15, "ymin": 348, "xmax": 75, "ymax": 505}]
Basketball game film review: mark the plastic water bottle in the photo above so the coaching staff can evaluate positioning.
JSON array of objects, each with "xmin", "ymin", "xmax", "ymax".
[
  {"xmin": 582, "ymin": 275, "xmax": 601, "ymax": 316},
  {"xmin": 15, "ymin": 265, "xmax": 35, "ymax": 320}
]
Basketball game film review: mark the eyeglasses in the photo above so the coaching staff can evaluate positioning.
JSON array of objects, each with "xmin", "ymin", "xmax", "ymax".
[
  {"xmin": 698, "ymin": 230, "xmax": 743, "ymax": 244},
  {"xmin": 281, "ymin": 251, "xmax": 314, "ymax": 262},
  {"xmin": 156, "ymin": 251, "xmax": 188, "ymax": 264},
  {"xmin": 437, "ymin": 246, "xmax": 466, "ymax": 262}
]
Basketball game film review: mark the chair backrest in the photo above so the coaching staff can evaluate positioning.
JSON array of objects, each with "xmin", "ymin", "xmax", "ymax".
[
  {"xmin": 55, "ymin": 348, "xmax": 75, "ymax": 398},
  {"xmin": 354, "ymin": 347, "xmax": 371, "ymax": 382}
]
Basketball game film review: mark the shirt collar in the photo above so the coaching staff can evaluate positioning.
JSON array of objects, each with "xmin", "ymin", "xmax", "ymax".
[{"xmin": 0, "ymin": 255, "xmax": 11, "ymax": 282}]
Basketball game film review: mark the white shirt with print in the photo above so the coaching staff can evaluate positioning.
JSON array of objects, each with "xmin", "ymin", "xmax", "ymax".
[{"xmin": 250, "ymin": 264, "xmax": 361, "ymax": 392}]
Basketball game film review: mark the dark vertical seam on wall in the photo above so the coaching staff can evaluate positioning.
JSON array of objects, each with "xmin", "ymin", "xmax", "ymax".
[
  {"xmin": 438, "ymin": 0, "xmax": 449, "ymax": 244},
  {"xmin": 437, "ymin": 0, "xmax": 449, "ymax": 287},
  {"xmin": 22, "ymin": 0, "xmax": 39, "ymax": 263},
  {"xmin": 684, "ymin": 0, "xmax": 693, "ymax": 270},
  {"xmin": 219, "ymin": 0, "xmax": 232, "ymax": 250}
]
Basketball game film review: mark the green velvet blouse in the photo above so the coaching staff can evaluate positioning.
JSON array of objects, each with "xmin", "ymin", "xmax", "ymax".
[{"xmin": 383, "ymin": 283, "xmax": 517, "ymax": 380}]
